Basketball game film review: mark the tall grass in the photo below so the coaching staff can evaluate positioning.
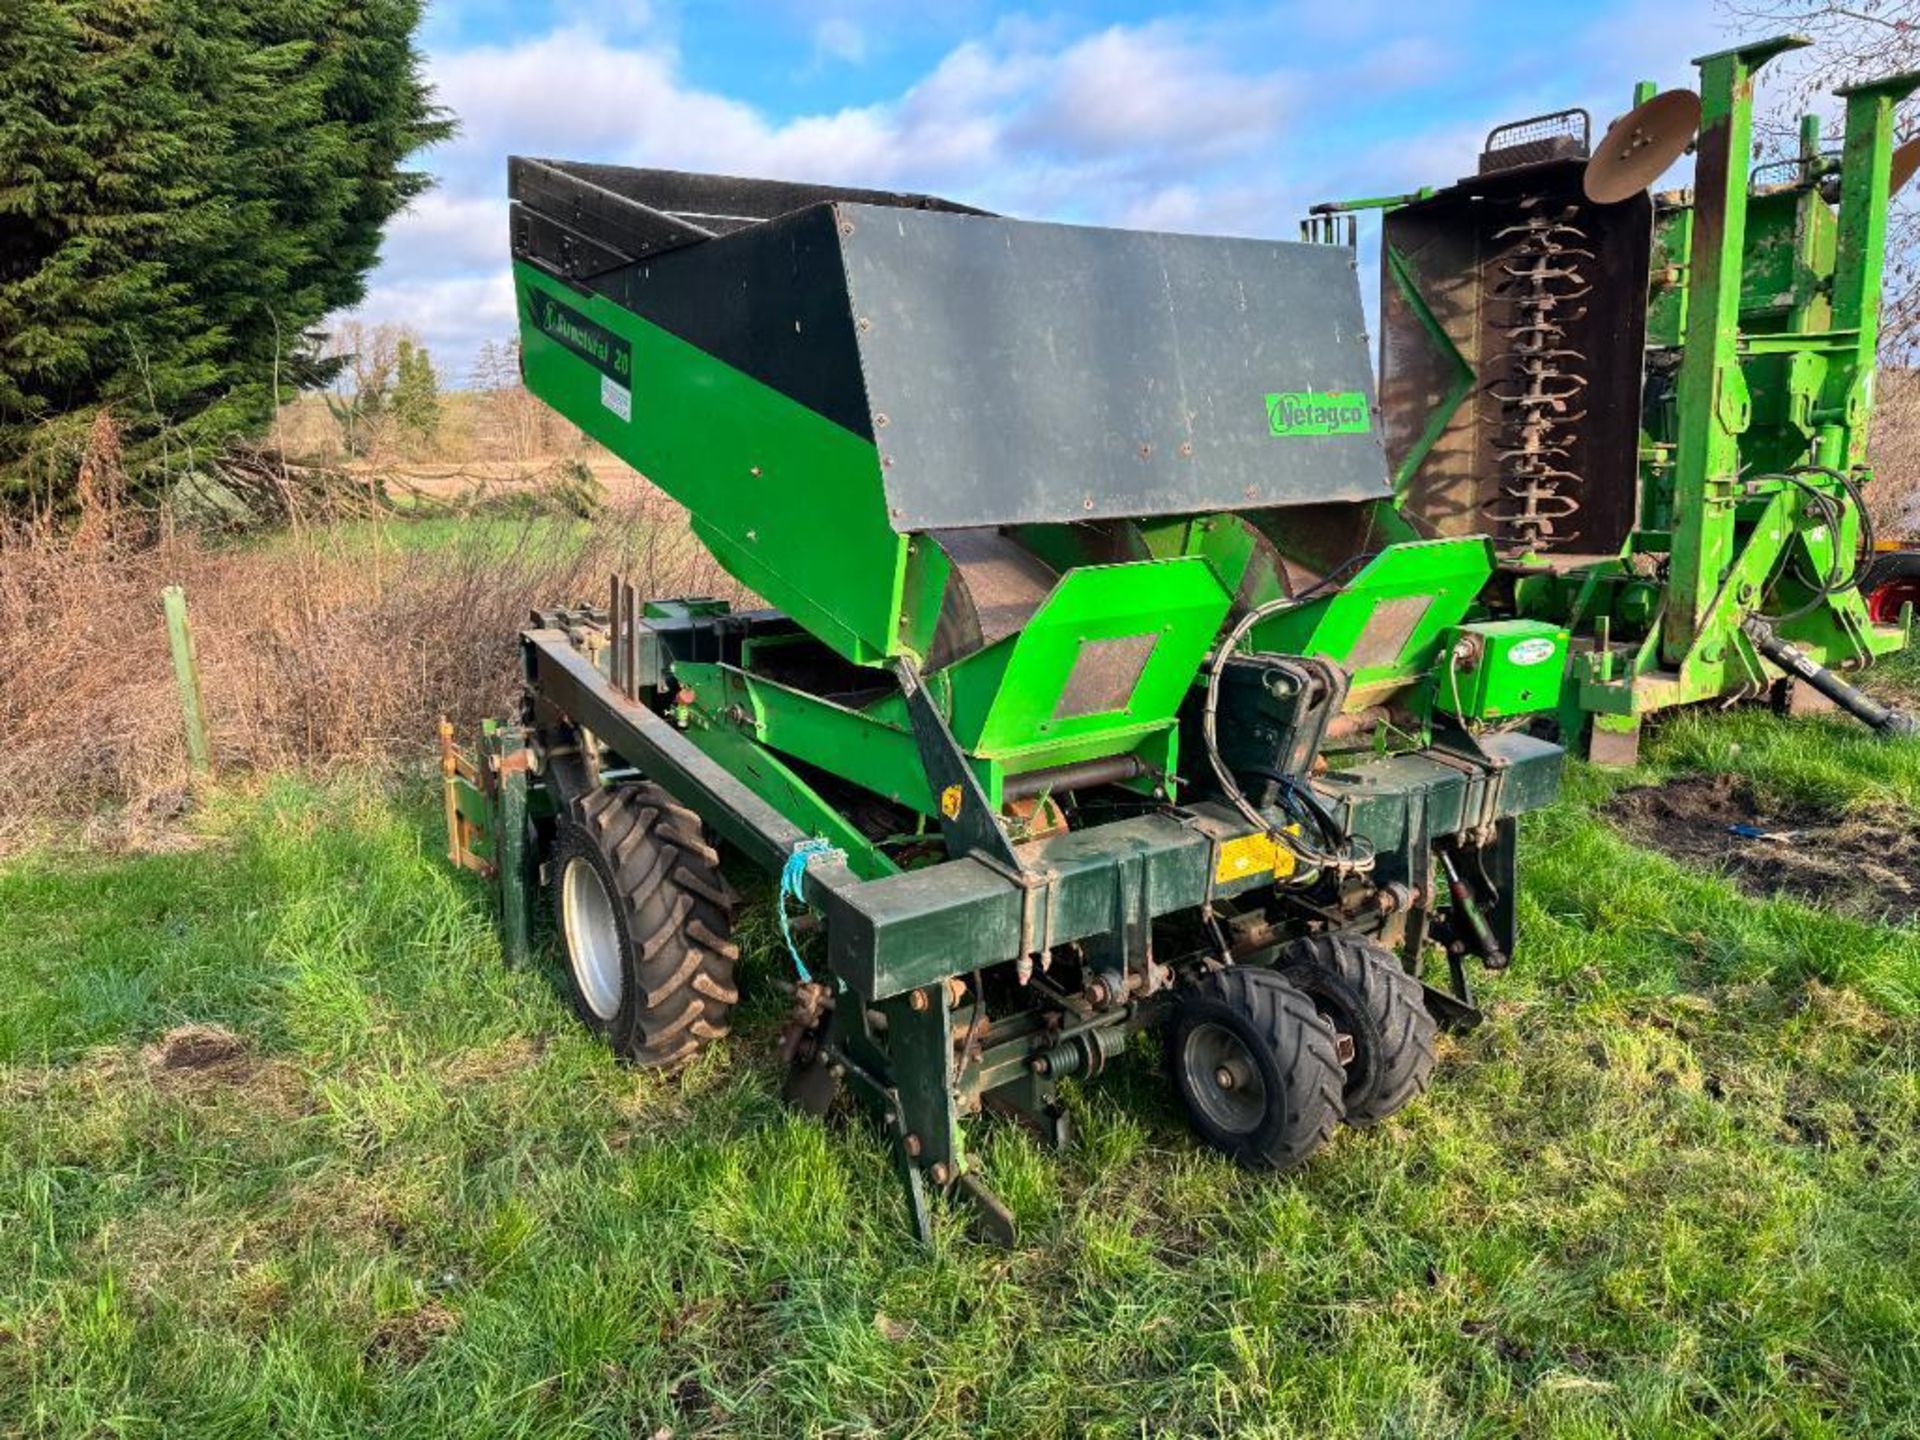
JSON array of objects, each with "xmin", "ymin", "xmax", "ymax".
[{"xmin": 0, "ymin": 491, "xmax": 735, "ymax": 848}]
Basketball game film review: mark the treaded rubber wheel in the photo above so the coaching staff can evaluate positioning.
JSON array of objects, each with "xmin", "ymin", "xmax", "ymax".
[
  {"xmin": 1279, "ymin": 933, "xmax": 1437, "ymax": 1126},
  {"xmin": 549, "ymin": 781, "xmax": 739, "ymax": 1069},
  {"xmin": 1167, "ymin": 966, "xmax": 1344, "ymax": 1171},
  {"xmin": 1864, "ymin": 550, "xmax": 1920, "ymax": 626}
]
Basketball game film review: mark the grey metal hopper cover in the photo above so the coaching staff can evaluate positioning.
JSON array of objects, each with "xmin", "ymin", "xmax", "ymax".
[{"xmin": 834, "ymin": 205, "xmax": 1392, "ymax": 531}]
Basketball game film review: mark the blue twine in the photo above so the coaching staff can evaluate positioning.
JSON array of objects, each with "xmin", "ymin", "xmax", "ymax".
[{"xmin": 778, "ymin": 838, "xmax": 840, "ymax": 984}]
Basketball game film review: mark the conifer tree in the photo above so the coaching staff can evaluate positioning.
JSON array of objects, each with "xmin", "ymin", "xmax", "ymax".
[
  {"xmin": 390, "ymin": 338, "xmax": 440, "ymax": 446},
  {"xmin": 0, "ymin": 0, "xmax": 452, "ymax": 507}
]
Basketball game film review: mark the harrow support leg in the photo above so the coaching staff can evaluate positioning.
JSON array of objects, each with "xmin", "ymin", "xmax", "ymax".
[
  {"xmin": 838, "ymin": 983, "xmax": 1021, "ymax": 1246},
  {"xmin": 1587, "ymin": 713, "xmax": 1642, "ymax": 767},
  {"xmin": 481, "ymin": 721, "xmax": 536, "ymax": 969}
]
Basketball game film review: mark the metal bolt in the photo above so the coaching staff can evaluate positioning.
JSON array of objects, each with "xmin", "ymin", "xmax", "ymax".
[
  {"xmin": 1215, "ymin": 1065, "xmax": 1236, "ymax": 1091},
  {"xmin": 857, "ymin": 316, "xmax": 872, "ymax": 332},
  {"xmin": 903, "ymin": 1133, "xmax": 922, "ymax": 1157},
  {"xmin": 750, "ymin": 466, "xmax": 761, "ymax": 477},
  {"xmin": 874, "ymin": 412, "xmax": 889, "ymax": 428},
  {"xmin": 946, "ymin": 976, "xmax": 968, "ymax": 1006},
  {"xmin": 929, "ymin": 1162, "xmax": 951, "ymax": 1185},
  {"xmin": 909, "ymin": 988, "xmax": 929, "ymax": 1012}
]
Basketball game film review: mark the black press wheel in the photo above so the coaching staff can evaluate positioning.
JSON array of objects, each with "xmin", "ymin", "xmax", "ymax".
[
  {"xmin": 548, "ymin": 781, "xmax": 739, "ymax": 1069},
  {"xmin": 1168, "ymin": 966, "xmax": 1345, "ymax": 1171},
  {"xmin": 1279, "ymin": 933, "xmax": 1437, "ymax": 1126}
]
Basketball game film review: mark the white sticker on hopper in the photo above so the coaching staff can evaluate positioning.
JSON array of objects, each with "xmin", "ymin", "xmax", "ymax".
[{"xmin": 601, "ymin": 374, "xmax": 632, "ymax": 421}]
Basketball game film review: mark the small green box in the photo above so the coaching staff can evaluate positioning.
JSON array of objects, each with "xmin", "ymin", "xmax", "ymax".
[{"xmin": 1433, "ymin": 619, "xmax": 1566, "ymax": 720}]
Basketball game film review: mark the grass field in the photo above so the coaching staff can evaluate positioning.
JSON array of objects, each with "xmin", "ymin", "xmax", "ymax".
[{"xmin": 4, "ymin": 698, "xmax": 1920, "ymax": 1437}]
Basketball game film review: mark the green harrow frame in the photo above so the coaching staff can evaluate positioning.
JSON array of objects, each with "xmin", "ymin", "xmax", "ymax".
[{"xmin": 1315, "ymin": 35, "xmax": 1920, "ymax": 761}]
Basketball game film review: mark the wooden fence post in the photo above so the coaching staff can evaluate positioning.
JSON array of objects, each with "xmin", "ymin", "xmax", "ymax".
[{"xmin": 161, "ymin": 585, "xmax": 213, "ymax": 780}]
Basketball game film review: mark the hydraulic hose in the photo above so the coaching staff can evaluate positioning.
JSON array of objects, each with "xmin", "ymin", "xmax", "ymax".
[{"xmin": 1199, "ymin": 559, "xmax": 1378, "ymax": 876}]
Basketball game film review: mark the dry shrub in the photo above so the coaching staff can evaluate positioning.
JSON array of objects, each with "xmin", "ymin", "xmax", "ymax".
[
  {"xmin": 0, "ymin": 486, "xmax": 738, "ymax": 847},
  {"xmin": 1870, "ymin": 367, "xmax": 1920, "ymax": 536}
]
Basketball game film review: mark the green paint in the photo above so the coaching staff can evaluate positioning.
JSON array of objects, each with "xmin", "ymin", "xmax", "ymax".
[
  {"xmin": 1431, "ymin": 620, "xmax": 1568, "ymax": 721},
  {"xmin": 681, "ymin": 721, "xmax": 900, "ymax": 881},
  {"xmin": 945, "ymin": 557, "xmax": 1230, "ymax": 760},
  {"xmin": 493, "ymin": 724, "xmax": 532, "ymax": 969},
  {"xmin": 1251, "ymin": 538, "xmax": 1496, "ymax": 706},
  {"xmin": 515, "ymin": 262, "xmax": 907, "ymax": 666},
  {"xmin": 1266, "ymin": 390, "xmax": 1371, "ymax": 437}
]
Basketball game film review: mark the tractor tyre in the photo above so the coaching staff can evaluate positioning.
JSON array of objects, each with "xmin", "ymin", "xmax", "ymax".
[
  {"xmin": 549, "ymin": 781, "xmax": 739, "ymax": 1069},
  {"xmin": 1863, "ymin": 549, "xmax": 1920, "ymax": 626},
  {"xmin": 1279, "ymin": 933, "xmax": 1437, "ymax": 1126},
  {"xmin": 1168, "ymin": 966, "xmax": 1344, "ymax": 1171}
]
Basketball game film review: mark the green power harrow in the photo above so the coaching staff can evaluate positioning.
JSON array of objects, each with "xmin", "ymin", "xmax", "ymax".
[
  {"xmin": 448, "ymin": 152, "xmax": 1571, "ymax": 1241},
  {"xmin": 1313, "ymin": 35, "xmax": 1919, "ymax": 762}
]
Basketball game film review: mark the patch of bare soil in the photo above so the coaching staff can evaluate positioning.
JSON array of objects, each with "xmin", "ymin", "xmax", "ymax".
[
  {"xmin": 139, "ymin": 1024, "xmax": 308, "ymax": 1119},
  {"xmin": 365, "ymin": 1301, "xmax": 459, "ymax": 1367},
  {"xmin": 1607, "ymin": 774, "xmax": 1920, "ymax": 925},
  {"xmin": 145, "ymin": 1023, "xmax": 250, "ymax": 1072}
]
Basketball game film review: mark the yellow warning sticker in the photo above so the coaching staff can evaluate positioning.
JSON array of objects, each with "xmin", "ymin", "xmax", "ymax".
[
  {"xmin": 939, "ymin": 783, "xmax": 963, "ymax": 820},
  {"xmin": 1214, "ymin": 831, "xmax": 1299, "ymax": 885}
]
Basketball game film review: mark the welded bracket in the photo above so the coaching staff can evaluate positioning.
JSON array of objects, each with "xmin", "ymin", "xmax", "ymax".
[{"xmin": 893, "ymin": 656, "xmax": 1026, "ymax": 874}]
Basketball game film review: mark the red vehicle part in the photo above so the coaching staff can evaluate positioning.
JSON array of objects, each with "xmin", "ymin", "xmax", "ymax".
[{"xmin": 1864, "ymin": 550, "xmax": 1920, "ymax": 625}]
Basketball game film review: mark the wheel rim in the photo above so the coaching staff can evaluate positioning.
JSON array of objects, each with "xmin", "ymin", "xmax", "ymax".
[
  {"xmin": 1183, "ymin": 1021, "xmax": 1268, "ymax": 1134},
  {"xmin": 1868, "ymin": 579, "xmax": 1920, "ymax": 625},
  {"xmin": 561, "ymin": 857, "xmax": 623, "ymax": 1020}
]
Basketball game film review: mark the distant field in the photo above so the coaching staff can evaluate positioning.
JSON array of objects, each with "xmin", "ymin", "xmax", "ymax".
[{"xmin": 4, "ymin": 682, "xmax": 1919, "ymax": 1436}]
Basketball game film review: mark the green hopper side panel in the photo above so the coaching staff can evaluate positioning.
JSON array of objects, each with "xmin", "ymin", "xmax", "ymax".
[
  {"xmin": 1252, "ymin": 537, "xmax": 1495, "ymax": 704},
  {"xmin": 945, "ymin": 557, "xmax": 1232, "ymax": 761},
  {"xmin": 515, "ymin": 261, "xmax": 907, "ymax": 664}
]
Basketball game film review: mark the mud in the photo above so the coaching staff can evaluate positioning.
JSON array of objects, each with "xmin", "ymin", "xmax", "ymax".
[
  {"xmin": 365, "ymin": 1301, "xmax": 458, "ymax": 1367},
  {"xmin": 139, "ymin": 1023, "xmax": 308, "ymax": 1117},
  {"xmin": 145, "ymin": 1024, "xmax": 249, "ymax": 1071},
  {"xmin": 1606, "ymin": 774, "xmax": 1920, "ymax": 926}
]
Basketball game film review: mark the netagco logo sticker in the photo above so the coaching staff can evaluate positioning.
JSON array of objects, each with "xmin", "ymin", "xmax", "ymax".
[{"xmin": 1266, "ymin": 390, "xmax": 1371, "ymax": 437}]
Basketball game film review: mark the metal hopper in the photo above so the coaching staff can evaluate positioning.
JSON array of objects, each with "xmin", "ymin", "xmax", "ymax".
[
  {"xmin": 508, "ymin": 161, "xmax": 1503, "ymax": 809},
  {"xmin": 435, "ymin": 155, "xmax": 1572, "ymax": 1244}
]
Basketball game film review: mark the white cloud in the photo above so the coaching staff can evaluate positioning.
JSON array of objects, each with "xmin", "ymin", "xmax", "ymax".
[
  {"xmin": 342, "ymin": 14, "xmax": 1330, "ymax": 374},
  {"xmin": 1006, "ymin": 24, "xmax": 1292, "ymax": 165},
  {"xmin": 336, "ymin": 4, "xmax": 1733, "ymax": 382},
  {"xmin": 813, "ymin": 17, "xmax": 868, "ymax": 66}
]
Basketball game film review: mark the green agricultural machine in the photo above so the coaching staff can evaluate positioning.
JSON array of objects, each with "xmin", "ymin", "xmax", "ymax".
[
  {"xmin": 1312, "ymin": 36, "xmax": 1918, "ymax": 761},
  {"xmin": 446, "ymin": 156, "xmax": 1569, "ymax": 1242}
]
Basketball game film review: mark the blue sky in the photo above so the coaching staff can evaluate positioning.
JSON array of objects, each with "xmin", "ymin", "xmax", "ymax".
[{"xmin": 353, "ymin": 0, "xmax": 1732, "ymax": 381}]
